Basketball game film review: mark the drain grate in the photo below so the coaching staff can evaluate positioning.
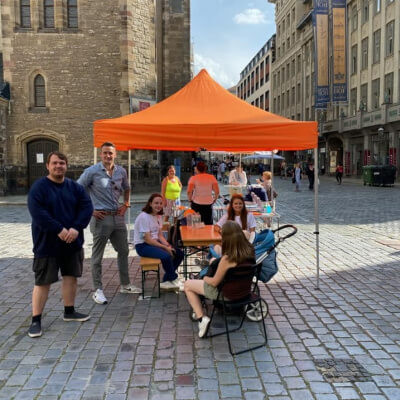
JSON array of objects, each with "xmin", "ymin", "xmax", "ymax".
[{"xmin": 315, "ymin": 358, "xmax": 372, "ymax": 383}]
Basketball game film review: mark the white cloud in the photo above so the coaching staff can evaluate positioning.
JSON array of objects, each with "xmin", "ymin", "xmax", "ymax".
[
  {"xmin": 194, "ymin": 53, "xmax": 236, "ymax": 88},
  {"xmin": 233, "ymin": 8, "xmax": 266, "ymax": 25}
]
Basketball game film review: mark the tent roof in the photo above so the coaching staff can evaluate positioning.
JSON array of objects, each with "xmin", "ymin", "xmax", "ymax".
[{"xmin": 94, "ymin": 69, "xmax": 318, "ymax": 152}]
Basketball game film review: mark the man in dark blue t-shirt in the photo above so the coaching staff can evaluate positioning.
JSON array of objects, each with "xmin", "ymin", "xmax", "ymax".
[{"xmin": 27, "ymin": 151, "xmax": 93, "ymax": 338}]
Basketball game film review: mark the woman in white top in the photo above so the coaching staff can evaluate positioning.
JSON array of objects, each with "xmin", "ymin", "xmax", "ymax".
[
  {"xmin": 211, "ymin": 194, "xmax": 256, "ymax": 259},
  {"xmin": 187, "ymin": 161, "xmax": 219, "ymax": 225},
  {"xmin": 134, "ymin": 193, "xmax": 184, "ymax": 290}
]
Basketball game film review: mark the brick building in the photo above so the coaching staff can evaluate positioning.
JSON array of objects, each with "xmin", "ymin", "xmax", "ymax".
[{"xmin": 0, "ymin": 0, "xmax": 191, "ymax": 194}]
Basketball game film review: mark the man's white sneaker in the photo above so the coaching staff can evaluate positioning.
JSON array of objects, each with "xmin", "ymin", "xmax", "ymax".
[
  {"xmin": 160, "ymin": 281, "xmax": 177, "ymax": 290},
  {"xmin": 92, "ymin": 289, "xmax": 108, "ymax": 304},
  {"xmin": 120, "ymin": 284, "xmax": 142, "ymax": 294},
  {"xmin": 198, "ymin": 316, "xmax": 210, "ymax": 338}
]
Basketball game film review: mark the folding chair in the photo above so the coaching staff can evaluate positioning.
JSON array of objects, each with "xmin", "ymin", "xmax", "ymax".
[{"xmin": 206, "ymin": 263, "xmax": 268, "ymax": 356}]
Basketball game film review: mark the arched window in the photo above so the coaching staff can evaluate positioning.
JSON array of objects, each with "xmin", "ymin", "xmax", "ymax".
[
  {"xmin": 34, "ymin": 75, "xmax": 46, "ymax": 107},
  {"xmin": 44, "ymin": 0, "xmax": 54, "ymax": 28},
  {"xmin": 67, "ymin": 0, "xmax": 78, "ymax": 28},
  {"xmin": 20, "ymin": 0, "xmax": 31, "ymax": 28}
]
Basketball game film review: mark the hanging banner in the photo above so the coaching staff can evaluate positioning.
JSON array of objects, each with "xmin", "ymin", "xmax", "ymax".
[
  {"xmin": 332, "ymin": 0, "xmax": 347, "ymax": 102},
  {"xmin": 313, "ymin": 0, "xmax": 329, "ymax": 108}
]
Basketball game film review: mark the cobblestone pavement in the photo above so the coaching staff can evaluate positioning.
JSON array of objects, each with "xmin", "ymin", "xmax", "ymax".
[{"xmin": 0, "ymin": 177, "xmax": 400, "ymax": 399}]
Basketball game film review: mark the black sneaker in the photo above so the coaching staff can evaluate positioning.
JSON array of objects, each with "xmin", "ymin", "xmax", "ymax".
[
  {"xmin": 28, "ymin": 321, "xmax": 42, "ymax": 338},
  {"xmin": 63, "ymin": 311, "xmax": 91, "ymax": 322}
]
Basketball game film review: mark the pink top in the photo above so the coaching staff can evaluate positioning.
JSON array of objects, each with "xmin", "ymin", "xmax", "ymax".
[{"xmin": 187, "ymin": 173, "xmax": 219, "ymax": 205}]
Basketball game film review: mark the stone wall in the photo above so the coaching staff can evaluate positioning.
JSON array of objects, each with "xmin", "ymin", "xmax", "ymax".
[
  {"xmin": 0, "ymin": 0, "xmax": 191, "ymax": 194},
  {"xmin": 2, "ymin": 0, "xmax": 128, "ymax": 170}
]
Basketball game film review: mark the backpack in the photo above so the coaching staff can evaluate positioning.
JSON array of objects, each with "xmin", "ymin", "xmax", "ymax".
[{"xmin": 167, "ymin": 218, "xmax": 182, "ymax": 248}]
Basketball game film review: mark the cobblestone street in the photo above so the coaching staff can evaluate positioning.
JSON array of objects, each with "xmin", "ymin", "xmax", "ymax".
[{"xmin": 0, "ymin": 177, "xmax": 400, "ymax": 400}]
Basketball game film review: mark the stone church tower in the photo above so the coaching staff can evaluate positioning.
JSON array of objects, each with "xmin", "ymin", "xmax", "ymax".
[{"xmin": 0, "ymin": 0, "xmax": 191, "ymax": 194}]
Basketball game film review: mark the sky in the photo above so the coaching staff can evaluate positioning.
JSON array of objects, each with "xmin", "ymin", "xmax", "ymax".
[{"xmin": 191, "ymin": 0, "xmax": 276, "ymax": 89}]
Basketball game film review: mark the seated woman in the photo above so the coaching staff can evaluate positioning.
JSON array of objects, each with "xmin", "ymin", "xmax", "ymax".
[
  {"xmin": 184, "ymin": 221, "xmax": 256, "ymax": 337},
  {"xmin": 210, "ymin": 194, "xmax": 256, "ymax": 260},
  {"xmin": 134, "ymin": 193, "xmax": 184, "ymax": 290},
  {"xmin": 257, "ymin": 171, "xmax": 278, "ymax": 202}
]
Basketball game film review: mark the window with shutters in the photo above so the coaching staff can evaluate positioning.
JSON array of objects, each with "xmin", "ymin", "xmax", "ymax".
[
  {"xmin": 384, "ymin": 72, "xmax": 393, "ymax": 103},
  {"xmin": 44, "ymin": 0, "xmax": 55, "ymax": 28},
  {"xmin": 362, "ymin": 0, "xmax": 369, "ymax": 24},
  {"xmin": 34, "ymin": 75, "xmax": 46, "ymax": 108},
  {"xmin": 361, "ymin": 38, "xmax": 368, "ymax": 70},
  {"xmin": 67, "ymin": 0, "xmax": 78, "ymax": 28},
  {"xmin": 351, "ymin": 6, "xmax": 358, "ymax": 32},
  {"xmin": 351, "ymin": 45, "xmax": 358, "ymax": 75},
  {"xmin": 385, "ymin": 21, "xmax": 394, "ymax": 57},
  {"xmin": 20, "ymin": 0, "xmax": 31, "ymax": 28},
  {"xmin": 372, "ymin": 78, "xmax": 380, "ymax": 109},
  {"xmin": 374, "ymin": 0, "xmax": 381, "ymax": 14},
  {"xmin": 350, "ymin": 88, "xmax": 357, "ymax": 116},
  {"xmin": 373, "ymin": 30, "xmax": 381, "ymax": 64},
  {"xmin": 361, "ymin": 83, "xmax": 368, "ymax": 110}
]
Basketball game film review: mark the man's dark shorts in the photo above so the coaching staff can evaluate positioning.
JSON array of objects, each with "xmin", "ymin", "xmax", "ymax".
[{"xmin": 32, "ymin": 249, "xmax": 84, "ymax": 286}]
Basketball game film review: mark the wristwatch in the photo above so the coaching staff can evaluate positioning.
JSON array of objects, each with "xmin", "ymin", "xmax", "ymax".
[{"xmin": 124, "ymin": 202, "xmax": 131, "ymax": 208}]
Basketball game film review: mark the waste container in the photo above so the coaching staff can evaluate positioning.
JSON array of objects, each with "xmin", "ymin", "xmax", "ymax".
[
  {"xmin": 381, "ymin": 165, "xmax": 397, "ymax": 186},
  {"xmin": 363, "ymin": 165, "xmax": 396, "ymax": 186},
  {"xmin": 362, "ymin": 165, "xmax": 382, "ymax": 186}
]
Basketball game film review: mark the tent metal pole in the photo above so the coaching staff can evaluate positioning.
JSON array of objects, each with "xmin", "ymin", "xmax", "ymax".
[
  {"xmin": 314, "ymin": 147, "xmax": 320, "ymax": 290},
  {"xmin": 93, "ymin": 147, "xmax": 96, "ymax": 165},
  {"xmin": 128, "ymin": 150, "xmax": 132, "ymax": 243},
  {"xmin": 270, "ymin": 155, "xmax": 274, "ymax": 201}
]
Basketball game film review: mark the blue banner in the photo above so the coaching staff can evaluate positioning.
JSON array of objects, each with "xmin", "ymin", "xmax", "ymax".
[
  {"xmin": 331, "ymin": 0, "xmax": 347, "ymax": 102},
  {"xmin": 313, "ymin": 0, "xmax": 330, "ymax": 108}
]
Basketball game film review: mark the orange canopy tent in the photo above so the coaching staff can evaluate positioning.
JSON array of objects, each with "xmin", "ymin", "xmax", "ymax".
[
  {"xmin": 93, "ymin": 68, "xmax": 321, "ymax": 289},
  {"xmin": 94, "ymin": 69, "xmax": 318, "ymax": 152}
]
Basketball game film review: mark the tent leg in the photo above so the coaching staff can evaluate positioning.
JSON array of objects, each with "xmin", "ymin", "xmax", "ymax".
[
  {"xmin": 128, "ymin": 150, "xmax": 132, "ymax": 244},
  {"xmin": 271, "ymin": 155, "xmax": 274, "ymax": 200},
  {"xmin": 314, "ymin": 147, "xmax": 320, "ymax": 290},
  {"xmin": 93, "ymin": 147, "xmax": 97, "ymax": 165}
]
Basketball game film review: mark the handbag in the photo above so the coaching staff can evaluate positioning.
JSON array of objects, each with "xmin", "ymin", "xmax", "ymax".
[{"xmin": 292, "ymin": 176, "xmax": 296, "ymax": 184}]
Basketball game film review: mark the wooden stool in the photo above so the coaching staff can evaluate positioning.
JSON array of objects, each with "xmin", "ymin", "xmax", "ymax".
[{"xmin": 139, "ymin": 257, "xmax": 161, "ymax": 299}]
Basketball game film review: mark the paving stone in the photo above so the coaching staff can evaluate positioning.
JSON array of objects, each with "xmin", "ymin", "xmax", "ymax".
[
  {"xmin": 220, "ymin": 385, "xmax": 242, "ymax": 398},
  {"xmin": 2, "ymin": 180, "xmax": 400, "ymax": 400}
]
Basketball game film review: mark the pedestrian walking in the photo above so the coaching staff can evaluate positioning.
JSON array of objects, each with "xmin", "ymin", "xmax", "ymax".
[
  {"xmin": 293, "ymin": 162, "xmax": 302, "ymax": 192},
  {"xmin": 306, "ymin": 161, "xmax": 315, "ymax": 190},
  {"xmin": 280, "ymin": 160, "xmax": 287, "ymax": 179},
  {"xmin": 27, "ymin": 151, "xmax": 93, "ymax": 338},
  {"xmin": 78, "ymin": 142, "xmax": 142, "ymax": 305},
  {"xmin": 336, "ymin": 162, "xmax": 343, "ymax": 184},
  {"xmin": 187, "ymin": 161, "xmax": 219, "ymax": 225},
  {"xmin": 161, "ymin": 165, "xmax": 182, "ymax": 222}
]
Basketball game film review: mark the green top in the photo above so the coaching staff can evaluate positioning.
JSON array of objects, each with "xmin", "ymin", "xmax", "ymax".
[{"xmin": 165, "ymin": 178, "xmax": 181, "ymax": 200}]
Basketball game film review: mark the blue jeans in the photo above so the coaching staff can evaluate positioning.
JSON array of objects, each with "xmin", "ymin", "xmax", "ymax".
[{"xmin": 135, "ymin": 243, "xmax": 184, "ymax": 282}]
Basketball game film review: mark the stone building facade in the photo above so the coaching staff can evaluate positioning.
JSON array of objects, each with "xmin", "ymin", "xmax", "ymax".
[
  {"xmin": 0, "ymin": 0, "xmax": 191, "ymax": 194},
  {"xmin": 320, "ymin": 0, "xmax": 400, "ymax": 177},
  {"xmin": 267, "ymin": 0, "xmax": 400, "ymax": 178},
  {"xmin": 236, "ymin": 35, "xmax": 275, "ymax": 112}
]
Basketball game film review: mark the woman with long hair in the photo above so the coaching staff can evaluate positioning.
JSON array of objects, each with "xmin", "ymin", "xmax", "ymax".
[
  {"xmin": 161, "ymin": 165, "xmax": 182, "ymax": 222},
  {"xmin": 215, "ymin": 193, "xmax": 256, "ymax": 237},
  {"xmin": 184, "ymin": 221, "xmax": 256, "ymax": 337},
  {"xmin": 208, "ymin": 194, "xmax": 256, "ymax": 261},
  {"xmin": 134, "ymin": 193, "xmax": 184, "ymax": 290}
]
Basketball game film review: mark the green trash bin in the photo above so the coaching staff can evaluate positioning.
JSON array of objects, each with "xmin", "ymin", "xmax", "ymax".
[{"xmin": 362, "ymin": 165, "xmax": 385, "ymax": 186}]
